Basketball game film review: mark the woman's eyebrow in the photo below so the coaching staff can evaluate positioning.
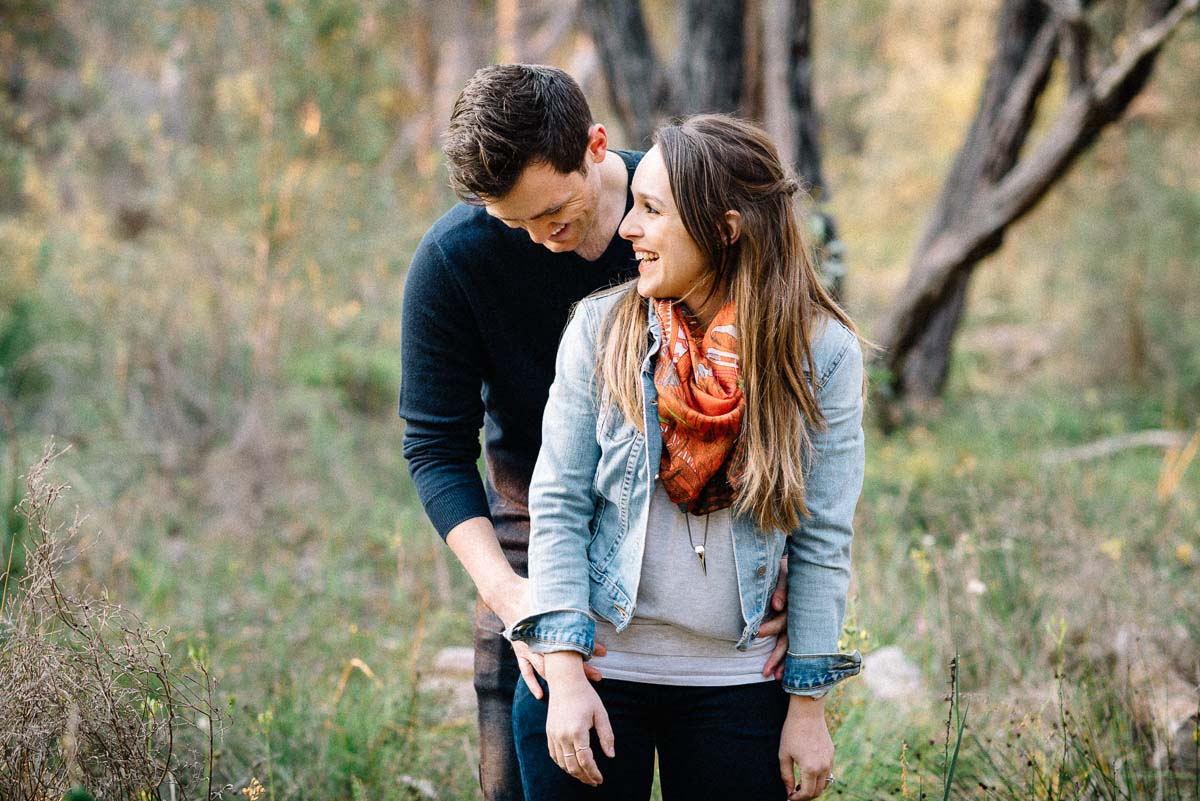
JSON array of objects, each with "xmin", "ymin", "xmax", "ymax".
[{"xmin": 633, "ymin": 189, "xmax": 667, "ymax": 206}]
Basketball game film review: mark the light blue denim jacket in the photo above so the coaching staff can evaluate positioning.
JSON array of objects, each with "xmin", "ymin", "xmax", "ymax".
[{"xmin": 509, "ymin": 287, "xmax": 864, "ymax": 696}]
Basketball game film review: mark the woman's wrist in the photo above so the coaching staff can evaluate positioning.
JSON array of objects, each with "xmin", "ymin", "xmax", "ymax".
[
  {"xmin": 544, "ymin": 651, "xmax": 588, "ymax": 685},
  {"xmin": 787, "ymin": 693, "xmax": 827, "ymax": 715}
]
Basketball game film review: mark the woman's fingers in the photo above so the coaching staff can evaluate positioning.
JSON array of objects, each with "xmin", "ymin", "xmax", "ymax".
[
  {"xmin": 548, "ymin": 724, "xmax": 602, "ymax": 785},
  {"xmin": 781, "ymin": 754, "xmax": 834, "ymax": 800},
  {"xmin": 573, "ymin": 743, "xmax": 603, "ymax": 785},
  {"xmin": 561, "ymin": 747, "xmax": 587, "ymax": 785},
  {"xmin": 780, "ymin": 752, "xmax": 796, "ymax": 797},
  {"xmin": 594, "ymin": 704, "xmax": 616, "ymax": 758},
  {"xmin": 797, "ymin": 764, "xmax": 830, "ymax": 800},
  {"xmin": 781, "ymin": 761, "xmax": 833, "ymax": 800},
  {"xmin": 555, "ymin": 736, "xmax": 599, "ymax": 786}
]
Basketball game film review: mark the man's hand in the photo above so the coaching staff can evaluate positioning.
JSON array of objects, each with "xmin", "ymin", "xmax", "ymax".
[
  {"xmin": 758, "ymin": 557, "xmax": 789, "ymax": 679},
  {"xmin": 491, "ymin": 574, "xmax": 604, "ymax": 700},
  {"xmin": 511, "ymin": 641, "xmax": 607, "ymax": 700},
  {"xmin": 779, "ymin": 695, "xmax": 833, "ymax": 800}
]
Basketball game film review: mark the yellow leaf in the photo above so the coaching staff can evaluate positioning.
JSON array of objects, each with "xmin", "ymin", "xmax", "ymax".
[{"xmin": 1099, "ymin": 538, "xmax": 1123, "ymax": 562}]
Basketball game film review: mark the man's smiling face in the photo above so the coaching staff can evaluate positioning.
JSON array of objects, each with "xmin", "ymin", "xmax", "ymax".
[{"xmin": 483, "ymin": 159, "xmax": 603, "ymax": 254}]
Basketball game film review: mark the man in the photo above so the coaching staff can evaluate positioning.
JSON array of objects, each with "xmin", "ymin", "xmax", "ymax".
[{"xmin": 399, "ymin": 64, "xmax": 787, "ymax": 801}]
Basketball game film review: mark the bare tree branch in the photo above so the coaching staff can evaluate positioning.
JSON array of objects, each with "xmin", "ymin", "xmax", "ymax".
[
  {"xmin": 1041, "ymin": 430, "xmax": 1191, "ymax": 464},
  {"xmin": 1056, "ymin": 5, "xmax": 1093, "ymax": 91}
]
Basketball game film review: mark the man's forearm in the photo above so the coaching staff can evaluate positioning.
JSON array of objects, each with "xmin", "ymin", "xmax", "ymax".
[{"xmin": 445, "ymin": 516, "xmax": 524, "ymax": 624}]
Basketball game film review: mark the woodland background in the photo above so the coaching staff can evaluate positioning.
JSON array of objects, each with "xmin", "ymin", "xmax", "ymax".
[{"xmin": 1, "ymin": 0, "xmax": 1198, "ymax": 799}]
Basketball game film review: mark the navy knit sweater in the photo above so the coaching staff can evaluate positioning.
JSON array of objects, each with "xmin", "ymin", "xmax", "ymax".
[{"xmin": 399, "ymin": 151, "xmax": 642, "ymax": 554}]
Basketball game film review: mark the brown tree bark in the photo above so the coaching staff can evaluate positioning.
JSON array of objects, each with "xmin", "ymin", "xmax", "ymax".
[
  {"xmin": 582, "ymin": 0, "xmax": 671, "ymax": 146},
  {"xmin": 891, "ymin": 0, "xmax": 1057, "ymax": 406},
  {"xmin": 677, "ymin": 0, "xmax": 746, "ymax": 112},
  {"xmin": 882, "ymin": 0, "xmax": 1198, "ymax": 416}
]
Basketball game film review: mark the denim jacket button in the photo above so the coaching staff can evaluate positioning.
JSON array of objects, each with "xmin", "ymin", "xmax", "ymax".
[{"xmin": 756, "ymin": 565, "xmax": 767, "ymax": 577}]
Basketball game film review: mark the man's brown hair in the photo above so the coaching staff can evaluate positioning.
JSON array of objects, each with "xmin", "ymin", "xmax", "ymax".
[{"xmin": 442, "ymin": 64, "xmax": 594, "ymax": 203}]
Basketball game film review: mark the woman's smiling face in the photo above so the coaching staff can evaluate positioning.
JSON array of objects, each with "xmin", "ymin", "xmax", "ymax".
[{"xmin": 619, "ymin": 147, "xmax": 714, "ymax": 313}]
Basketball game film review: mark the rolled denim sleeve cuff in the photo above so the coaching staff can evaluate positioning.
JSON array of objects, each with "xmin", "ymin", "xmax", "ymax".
[
  {"xmin": 782, "ymin": 650, "xmax": 862, "ymax": 696},
  {"xmin": 507, "ymin": 609, "xmax": 596, "ymax": 658}
]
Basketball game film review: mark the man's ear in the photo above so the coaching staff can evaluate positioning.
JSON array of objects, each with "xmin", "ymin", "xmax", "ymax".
[
  {"xmin": 723, "ymin": 210, "xmax": 742, "ymax": 245},
  {"xmin": 585, "ymin": 123, "xmax": 609, "ymax": 164}
]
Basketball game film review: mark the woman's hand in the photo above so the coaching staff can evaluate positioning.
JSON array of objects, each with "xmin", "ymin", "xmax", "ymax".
[
  {"xmin": 779, "ymin": 695, "xmax": 834, "ymax": 800},
  {"xmin": 544, "ymin": 652, "xmax": 616, "ymax": 786}
]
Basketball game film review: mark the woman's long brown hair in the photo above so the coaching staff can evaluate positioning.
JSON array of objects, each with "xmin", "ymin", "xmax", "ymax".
[{"xmin": 599, "ymin": 114, "xmax": 860, "ymax": 532}]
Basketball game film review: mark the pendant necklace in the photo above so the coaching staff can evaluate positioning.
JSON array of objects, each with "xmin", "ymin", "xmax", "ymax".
[{"xmin": 684, "ymin": 512, "xmax": 710, "ymax": 575}]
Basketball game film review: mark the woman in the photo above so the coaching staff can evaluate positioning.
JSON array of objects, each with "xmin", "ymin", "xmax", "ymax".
[{"xmin": 508, "ymin": 114, "xmax": 865, "ymax": 801}]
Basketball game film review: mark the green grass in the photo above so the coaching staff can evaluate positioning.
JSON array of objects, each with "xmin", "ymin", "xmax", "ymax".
[{"xmin": 4, "ymin": 369, "xmax": 1195, "ymax": 800}]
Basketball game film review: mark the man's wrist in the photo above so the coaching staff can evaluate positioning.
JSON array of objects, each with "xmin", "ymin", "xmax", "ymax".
[
  {"xmin": 445, "ymin": 517, "xmax": 525, "ymax": 624},
  {"xmin": 481, "ymin": 571, "xmax": 525, "ymax": 623}
]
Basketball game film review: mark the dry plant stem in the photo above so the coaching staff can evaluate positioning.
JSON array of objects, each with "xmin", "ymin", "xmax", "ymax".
[
  {"xmin": 1, "ymin": 521, "xmax": 15, "ymax": 617},
  {"xmin": 1, "ymin": 443, "xmax": 217, "ymax": 800},
  {"xmin": 1, "ymin": 396, "xmax": 22, "ymax": 617}
]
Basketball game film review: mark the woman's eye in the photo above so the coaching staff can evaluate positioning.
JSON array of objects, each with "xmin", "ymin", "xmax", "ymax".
[{"xmin": 644, "ymin": 203, "xmax": 658, "ymax": 215}]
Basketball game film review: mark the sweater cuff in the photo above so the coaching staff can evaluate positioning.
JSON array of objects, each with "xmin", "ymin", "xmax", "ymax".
[{"xmin": 421, "ymin": 482, "xmax": 492, "ymax": 540}]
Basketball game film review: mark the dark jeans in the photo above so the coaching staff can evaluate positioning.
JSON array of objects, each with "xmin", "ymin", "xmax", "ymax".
[
  {"xmin": 475, "ymin": 598, "xmax": 525, "ymax": 801},
  {"xmin": 512, "ymin": 675, "xmax": 791, "ymax": 801}
]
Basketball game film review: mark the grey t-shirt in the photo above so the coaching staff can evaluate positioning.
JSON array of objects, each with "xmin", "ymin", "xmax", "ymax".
[{"xmin": 592, "ymin": 482, "xmax": 777, "ymax": 685}]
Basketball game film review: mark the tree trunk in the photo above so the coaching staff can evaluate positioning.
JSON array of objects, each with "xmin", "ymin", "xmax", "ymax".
[
  {"xmin": 496, "ymin": 0, "xmax": 520, "ymax": 62},
  {"xmin": 895, "ymin": 0, "xmax": 1056, "ymax": 404},
  {"xmin": 581, "ymin": 0, "xmax": 669, "ymax": 146},
  {"xmin": 677, "ymin": 0, "xmax": 746, "ymax": 113},
  {"xmin": 881, "ymin": 0, "xmax": 1197, "ymax": 417},
  {"xmin": 784, "ymin": 0, "xmax": 824, "ymax": 197}
]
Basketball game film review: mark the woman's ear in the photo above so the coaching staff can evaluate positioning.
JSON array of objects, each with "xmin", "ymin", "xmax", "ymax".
[{"xmin": 723, "ymin": 210, "xmax": 742, "ymax": 246}]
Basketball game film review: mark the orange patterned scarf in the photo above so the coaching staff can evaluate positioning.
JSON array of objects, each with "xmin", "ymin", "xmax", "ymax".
[{"xmin": 653, "ymin": 298, "xmax": 744, "ymax": 514}]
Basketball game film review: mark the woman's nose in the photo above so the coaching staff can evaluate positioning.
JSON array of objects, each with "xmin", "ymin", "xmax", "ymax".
[{"xmin": 618, "ymin": 209, "xmax": 639, "ymax": 240}]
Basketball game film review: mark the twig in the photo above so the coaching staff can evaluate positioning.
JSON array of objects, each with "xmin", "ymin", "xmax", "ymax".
[{"xmin": 1041, "ymin": 430, "xmax": 1192, "ymax": 464}]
